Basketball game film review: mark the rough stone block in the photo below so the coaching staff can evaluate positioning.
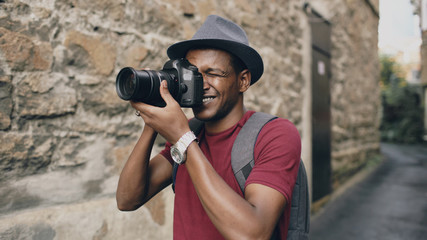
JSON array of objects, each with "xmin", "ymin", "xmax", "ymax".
[
  {"xmin": 0, "ymin": 195, "xmax": 173, "ymax": 240},
  {"xmin": 124, "ymin": 44, "xmax": 149, "ymax": 68},
  {"xmin": 64, "ymin": 31, "xmax": 116, "ymax": 76},
  {"xmin": 0, "ymin": 75, "xmax": 12, "ymax": 130},
  {"xmin": 0, "ymin": 133, "xmax": 54, "ymax": 181},
  {"xmin": 17, "ymin": 81, "xmax": 77, "ymax": 118},
  {"xmin": 0, "ymin": 27, "xmax": 52, "ymax": 71}
]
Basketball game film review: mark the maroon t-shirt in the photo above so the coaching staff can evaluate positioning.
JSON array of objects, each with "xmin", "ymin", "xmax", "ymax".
[{"xmin": 160, "ymin": 111, "xmax": 301, "ymax": 239}]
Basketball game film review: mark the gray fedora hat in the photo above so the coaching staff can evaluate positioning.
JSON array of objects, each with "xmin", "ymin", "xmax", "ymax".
[{"xmin": 167, "ymin": 15, "xmax": 264, "ymax": 85}]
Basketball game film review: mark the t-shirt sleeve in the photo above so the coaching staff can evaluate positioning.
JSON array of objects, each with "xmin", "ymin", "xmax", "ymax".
[{"xmin": 245, "ymin": 118, "xmax": 301, "ymax": 203}]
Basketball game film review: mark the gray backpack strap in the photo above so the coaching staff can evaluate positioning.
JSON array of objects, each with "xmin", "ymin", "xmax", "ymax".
[
  {"xmin": 188, "ymin": 117, "xmax": 204, "ymax": 135},
  {"xmin": 287, "ymin": 160, "xmax": 310, "ymax": 240},
  {"xmin": 231, "ymin": 112, "xmax": 277, "ymax": 193},
  {"xmin": 231, "ymin": 112, "xmax": 310, "ymax": 240}
]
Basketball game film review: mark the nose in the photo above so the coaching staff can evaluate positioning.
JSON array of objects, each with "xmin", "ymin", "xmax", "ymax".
[{"xmin": 202, "ymin": 73, "xmax": 211, "ymax": 90}]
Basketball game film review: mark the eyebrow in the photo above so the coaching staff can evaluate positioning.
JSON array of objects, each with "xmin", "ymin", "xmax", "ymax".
[{"xmin": 204, "ymin": 68, "xmax": 231, "ymax": 77}]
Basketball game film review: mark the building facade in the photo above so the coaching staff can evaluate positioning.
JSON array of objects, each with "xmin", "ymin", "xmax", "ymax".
[
  {"xmin": 0, "ymin": 0, "xmax": 380, "ymax": 238},
  {"xmin": 413, "ymin": 0, "xmax": 427, "ymax": 136}
]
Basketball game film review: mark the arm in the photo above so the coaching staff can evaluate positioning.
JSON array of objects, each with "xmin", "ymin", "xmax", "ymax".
[
  {"xmin": 185, "ymin": 143, "xmax": 286, "ymax": 240},
  {"xmin": 117, "ymin": 81, "xmax": 191, "ymax": 211},
  {"xmin": 116, "ymin": 119, "xmax": 173, "ymax": 211}
]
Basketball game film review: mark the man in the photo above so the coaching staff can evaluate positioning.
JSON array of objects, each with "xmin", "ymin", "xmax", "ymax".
[{"xmin": 116, "ymin": 15, "xmax": 301, "ymax": 239}]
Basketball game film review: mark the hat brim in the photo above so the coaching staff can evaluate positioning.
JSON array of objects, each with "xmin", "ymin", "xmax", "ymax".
[{"xmin": 167, "ymin": 39, "xmax": 263, "ymax": 85}]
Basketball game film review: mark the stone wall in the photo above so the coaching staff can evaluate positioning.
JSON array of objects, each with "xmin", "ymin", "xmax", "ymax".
[
  {"xmin": 0, "ymin": 0, "xmax": 380, "ymax": 239},
  {"xmin": 309, "ymin": 0, "xmax": 381, "ymax": 189},
  {"xmin": 422, "ymin": 30, "xmax": 427, "ymax": 133}
]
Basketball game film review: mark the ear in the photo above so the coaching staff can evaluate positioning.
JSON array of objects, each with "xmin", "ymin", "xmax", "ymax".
[{"xmin": 238, "ymin": 69, "xmax": 251, "ymax": 93}]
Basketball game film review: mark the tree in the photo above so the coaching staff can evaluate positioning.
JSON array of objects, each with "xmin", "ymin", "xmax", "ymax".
[{"xmin": 380, "ymin": 54, "xmax": 424, "ymax": 143}]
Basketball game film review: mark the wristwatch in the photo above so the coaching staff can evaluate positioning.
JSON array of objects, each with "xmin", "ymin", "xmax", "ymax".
[{"xmin": 170, "ymin": 131, "xmax": 197, "ymax": 165}]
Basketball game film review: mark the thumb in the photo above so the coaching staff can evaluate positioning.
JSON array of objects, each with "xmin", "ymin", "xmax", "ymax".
[{"xmin": 159, "ymin": 80, "xmax": 176, "ymax": 106}]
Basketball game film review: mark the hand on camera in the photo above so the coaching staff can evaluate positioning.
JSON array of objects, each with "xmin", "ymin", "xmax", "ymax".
[{"xmin": 131, "ymin": 81, "xmax": 190, "ymax": 144}]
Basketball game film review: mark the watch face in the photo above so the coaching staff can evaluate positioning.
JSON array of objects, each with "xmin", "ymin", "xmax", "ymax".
[{"xmin": 171, "ymin": 146, "xmax": 183, "ymax": 164}]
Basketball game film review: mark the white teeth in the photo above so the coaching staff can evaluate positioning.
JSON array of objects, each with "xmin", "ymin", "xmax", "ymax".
[{"xmin": 203, "ymin": 97, "xmax": 214, "ymax": 103}]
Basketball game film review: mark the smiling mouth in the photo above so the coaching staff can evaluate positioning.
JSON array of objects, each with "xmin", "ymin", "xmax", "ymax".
[{"xmin": 202, "ymin": 96, "xmax": 215, "ymax": 103}]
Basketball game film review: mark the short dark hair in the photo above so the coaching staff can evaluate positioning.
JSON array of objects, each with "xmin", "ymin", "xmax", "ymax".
[{"xmin": 229, "ymin": 53, "xmax": 247, "ymax": 75}]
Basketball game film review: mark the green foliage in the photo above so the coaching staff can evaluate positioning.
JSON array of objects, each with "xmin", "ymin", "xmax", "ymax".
[
  {"xmin": 380, "ymin": 54, "xmax": 404, "ymax": 88},
  {"xmin": 380, "ymin": 55, "xmax": 424, "ymax": 143}
]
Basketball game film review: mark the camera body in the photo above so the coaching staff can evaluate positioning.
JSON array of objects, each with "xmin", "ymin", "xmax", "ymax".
[{"xmin": 116, "ymin": 59, "xmax": 203, "ymax": 107}]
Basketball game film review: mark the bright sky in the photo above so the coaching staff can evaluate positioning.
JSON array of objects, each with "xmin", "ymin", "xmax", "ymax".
[{"xmin": 378, "ymin": 0, "xmax": 421, "ymax": 58}]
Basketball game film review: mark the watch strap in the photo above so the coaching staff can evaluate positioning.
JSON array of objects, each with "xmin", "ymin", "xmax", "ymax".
[
  {"xmin": 177, "ymin": 131, "xmax": 197, "ymax": 149},
  {"xmin": 172, "ymin": 131, "xmax": 197, "ymax": 164}
]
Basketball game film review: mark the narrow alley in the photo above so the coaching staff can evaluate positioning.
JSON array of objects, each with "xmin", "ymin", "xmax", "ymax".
[{"xmin": 310, "ymin": 143, "xmax": 427, "ymax": 240}]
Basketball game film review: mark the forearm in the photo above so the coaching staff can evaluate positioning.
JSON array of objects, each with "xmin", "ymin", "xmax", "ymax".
[
  {"xmin": 116, "ymin": 126, "xmax": 157, "ymax": 210},
  {"xmin": 185, "ymin": 143, "xmax": 276, "ymax": 240}
]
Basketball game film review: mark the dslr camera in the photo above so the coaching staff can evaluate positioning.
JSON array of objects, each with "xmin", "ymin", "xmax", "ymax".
[{"xmin": 116, "ymin": 59, "xmax": 203, "ymax": 107}]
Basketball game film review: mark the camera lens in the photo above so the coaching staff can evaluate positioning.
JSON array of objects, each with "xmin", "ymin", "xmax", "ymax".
[
  {"xmin": 116, "ymin": 67, "xmax": 155, "ymax": 101},
  {"xmin": 116, "ymin": 68, "xmax": 136, "ymax": 100},
  {"xmin": 116, "ymin": 67, "xmax": 175, "ymax": 106},
  {"xmin": 120, "ymin": 71, "xmax": 136, "ymax": 97},
  {"xmin": 123, "ymin": 75, "xmax": 135, "ymax": 96}
]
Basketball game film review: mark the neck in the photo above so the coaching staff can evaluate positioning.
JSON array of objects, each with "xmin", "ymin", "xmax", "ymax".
[{"xmin": 204, "ymin": 105, "xmax": 247, "ymax": 133}]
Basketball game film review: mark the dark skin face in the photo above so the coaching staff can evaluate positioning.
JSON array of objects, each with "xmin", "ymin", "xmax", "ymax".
[{"xmin": 186, "ymin": 49, "xmax": 250, "ymax": 131}]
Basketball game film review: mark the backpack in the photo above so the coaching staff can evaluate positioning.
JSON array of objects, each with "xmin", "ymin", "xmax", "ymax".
[{"xmin": 172, "ymin": 112, "xmax": 310, "ymax": 240}]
